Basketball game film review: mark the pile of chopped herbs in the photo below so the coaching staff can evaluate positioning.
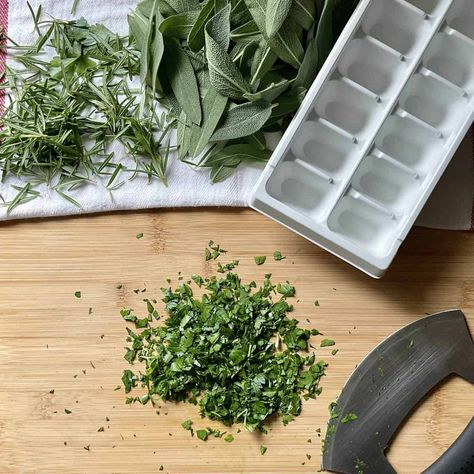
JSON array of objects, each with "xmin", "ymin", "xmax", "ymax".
[
  {"xmin": 121, "ymin": 248, "xmax": 328, "ymax": 432},
  {"xmin": 129, "ymin": 0, "xmax": 359, "ymax": 181}
]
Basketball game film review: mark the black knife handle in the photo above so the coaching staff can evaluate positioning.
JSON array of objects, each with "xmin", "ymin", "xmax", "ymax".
[{"xmin": 422, "ymin": 417, "xmax": 474, "ymax": 474}]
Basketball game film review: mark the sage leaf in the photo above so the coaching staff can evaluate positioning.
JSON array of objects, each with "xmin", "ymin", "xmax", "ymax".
[
  {"xmin": 159, "ymin": 11, "xmax": 200, "ymax": 39},
  {"xmin": 128, "ymin": 9, "xmax": 152, "ymax": 84},
  {"xmin": 205, "ymin": 143, "xmax": 270, "ymax": 165},
  {"xmin": 187, "ymin": 0, "xmax": 215, "ymax": 51},
  {"xmin": 250, "ymin": 41, "xmax": 277, "ymax": 85},
  {"xmin": 244, "ymin": 0, "xmax": 303, "ymax": 68},
  {"xmin": 214, "ymin": 0, "xmax": 229, "ymax": 12},
  {"xmin": 244, "ymin": 78, "xmax": 290, "ymax": 102},
  {"xmin": 205, "ymin": 7, "xmax": 250, "ymax": 99},
  {"xmin": 315, "ymin": 0, "xmax": 335, "ymax": 69},
  {"xmin": 157, "ymin": 0, "xmax": 179, "ymax": 16},
  {"xmin": 211, "ymin": 101, "xmax": 273, "ymax": 141},
  {"xmin": 264, "ymin": 86, "xmax": 305, "ymax": 129},
  {"xmin": 187, "ymin": 121, "xmax": 204, "ymax": 159},
  {"xmin": 230, "ymin": 0, "xmax": 253, "ymax": 26},
  {"xmin": 294, "ymin": 34, "xmax": 318, "ymax": 89},
  {"xmin": 210, "ymin": 165, "xmax": 239, "ymax": 182},
  {"xmin": 128, "ymin": 10, "xmax": 148, "ymax": 51},
  {"xmin": 150, "ymin": 7, "xmax": 165, "ymax": 95},
  {"xmin": 177, "ymin": 111, "xmax": 191, "ymax": 160},
  {"xmin": 206, "ymin": 3, "xmax": 231, "ymax": 50},
  {"xmin": 166, "ymin": 0, "xmax": 200, "ymax": 13},
  {"xmin": 230, "ymin": 20, "xmax": 260, "ymax": 41},
  {"xmin": 289, "ymin": 0, "xmax": 316, "ymax": 30},
  {"xmin": 204, "ymin": 143, "xmax": 271, "ymax": 182},
  {"xmin": 163, "ymin": 37, "xmax": 202, "ymax": 124},
  {"xmin": 245, "ymin": 131, "xmax": 266, "ymax": 150},
  {"xmin": 265, "ymin": 0, "xmax": 293, "ymax": 38},
  {"xmin": 267, "ymin": 19, "xmax": 304, "ymax": 69},
  {"xmin": 191, "ymin": 87, "xmax": 228, "ymax": 156},
  {"xmin": 232, "ymin": 40, "xmax": 258, "ymax": 76},
  {"xmin": 138, "ymin": 0, "xmax": 176, "ymax": 17}
]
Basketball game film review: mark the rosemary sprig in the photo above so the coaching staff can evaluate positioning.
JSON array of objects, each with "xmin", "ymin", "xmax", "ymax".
[{"xmin": 0, "ymin": 10, "xmax": 173, "ymax": 212}]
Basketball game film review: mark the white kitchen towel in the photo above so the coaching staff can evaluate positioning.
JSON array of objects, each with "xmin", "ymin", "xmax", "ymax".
[{"xmin": 1, "ymin": 0, "xmax": 473, "ymax": 230}]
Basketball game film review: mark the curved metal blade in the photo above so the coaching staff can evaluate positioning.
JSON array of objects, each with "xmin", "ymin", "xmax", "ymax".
[{"xmin": 322, "ymin": 310, "xmax": 474, "ymax": 474}]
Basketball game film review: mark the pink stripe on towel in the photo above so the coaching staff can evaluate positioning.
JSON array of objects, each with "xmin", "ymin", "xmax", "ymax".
[{"xmin": 0, "ymin": 0, "xmax": 8, "ymax": 115}]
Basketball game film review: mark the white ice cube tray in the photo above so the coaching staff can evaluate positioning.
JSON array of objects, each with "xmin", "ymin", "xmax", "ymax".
[{"xmin": 249, "ymin": 0, "xmax": 474, "ymax": 278}]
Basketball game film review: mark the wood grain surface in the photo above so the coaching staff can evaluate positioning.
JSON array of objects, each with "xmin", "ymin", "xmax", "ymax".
[{"xmin": 0, "ymin": 208, "xmax": 473, "ymax": 474}]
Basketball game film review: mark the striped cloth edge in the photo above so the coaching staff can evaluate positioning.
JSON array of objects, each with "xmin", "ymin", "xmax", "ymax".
[{"xmin": 0, "ymin": 0, "xmax": 7, "ymax": 115}]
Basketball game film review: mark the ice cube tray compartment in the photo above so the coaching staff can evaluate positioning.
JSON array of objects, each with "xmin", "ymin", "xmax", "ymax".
[
  {"xmin": 338, "ymin": 37, "xmax": 408, "ymax": 96},
  {"xmin": 250, "ymin": 0, "xmax": 474, "ymax": 277},
  {"xmin": 374, "ymin": 114, "xmax": 444, "ymax": 175},
  {"xmin": 403, "ymin": 0, "xmax": 444, "ymax": 13},
  {"xmin": 314, "ymin": 79, "xmax": 384, "ymax": 137},
  {"xmin": 327, "ymin": 194, "xmax": 399, "ymax": 258},
  {"xmin": 361, "ymin": 0, "xmax": 432, "ymax": 55},
  {"xmin": 266, "ymin": 160, "xmax": 336, "ymax": 219},
  {"xmin": 423, "ymin": 31, "xmax": 474, "ymax": 93},
  {"xmin": 399, "ymin": 71, "xmax": 469, "ymax": 132},
  {"xmin": 446, "ymin": 0, "xmax": 474, "ymax": 40},
  {"xmin": 350, "ymin": 153, "xmax": 422, "ymax": 214},
  {"xmin": 290, "ymin": 120, "xmax": 360, "ymax": 178}
]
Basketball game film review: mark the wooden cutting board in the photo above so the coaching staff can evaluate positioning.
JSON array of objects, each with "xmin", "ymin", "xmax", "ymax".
[{"xmin": 0, "ymin": 208, "xmax": 472, "ymax": 474}]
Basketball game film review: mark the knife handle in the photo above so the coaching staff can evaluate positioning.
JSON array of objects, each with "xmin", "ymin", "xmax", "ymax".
[{"xmin": 422, "ymin": 417, "xmax": 474, "ymax": 474}]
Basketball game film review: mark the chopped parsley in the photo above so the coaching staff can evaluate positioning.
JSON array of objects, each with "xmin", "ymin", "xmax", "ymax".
[
  {"xmin": 120, "ymin": 245, "xmax": 327, "ymax": 433},
  {"xmin": 355, "ymin": 457, "xmax": 366, "ymax": 473},
  {"xmin": 320, "ymin": 339, "xmax": 335, "ymax": 347},
  {"xmin": 260, "ymin": 445, "xmax": 267, "ymax": 455},
  {"xmin": 74, "ymin": 291, "xmax": 81, "ymax": 298},
  {"xmin": 273, "ymin": 251, "xmax": 285, "ymax": 261},
  {"xmin": 136, "ymin": 233, "xmax": 144, "ymax": 240},
  {"xmin": 276, "ymin": 282, "xmax": 295, "ymax": 297},
  {"xmin": 205, "ymin": 240, "xmax": 227, "ymax": 261},
  {"xmin": 181, "ymin": 419, "xmax": 193, "ymax": 430},
  {"xmin": 254, "ymin": 256, "xmax": 266, "ymax": 265},
  {"xmin": 341, "ymin": 412, "xmax": 358, "ymax": 424}
]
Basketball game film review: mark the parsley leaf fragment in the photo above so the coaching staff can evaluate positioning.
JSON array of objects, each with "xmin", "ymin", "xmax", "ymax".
[
  {"xmin": 320, "ymin": 339, "xmax": 335, "ymax": 347},
  {"xmin": 341, "ymin": 412, "xmax": 358, "ymax": 424},
  {"xmin": 273, "ymin": 251, "xmax": 285, "ymax": 261},
  {"xmin": 181, "ymin": 419, "xmax": 193, "ymax": 431}
]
